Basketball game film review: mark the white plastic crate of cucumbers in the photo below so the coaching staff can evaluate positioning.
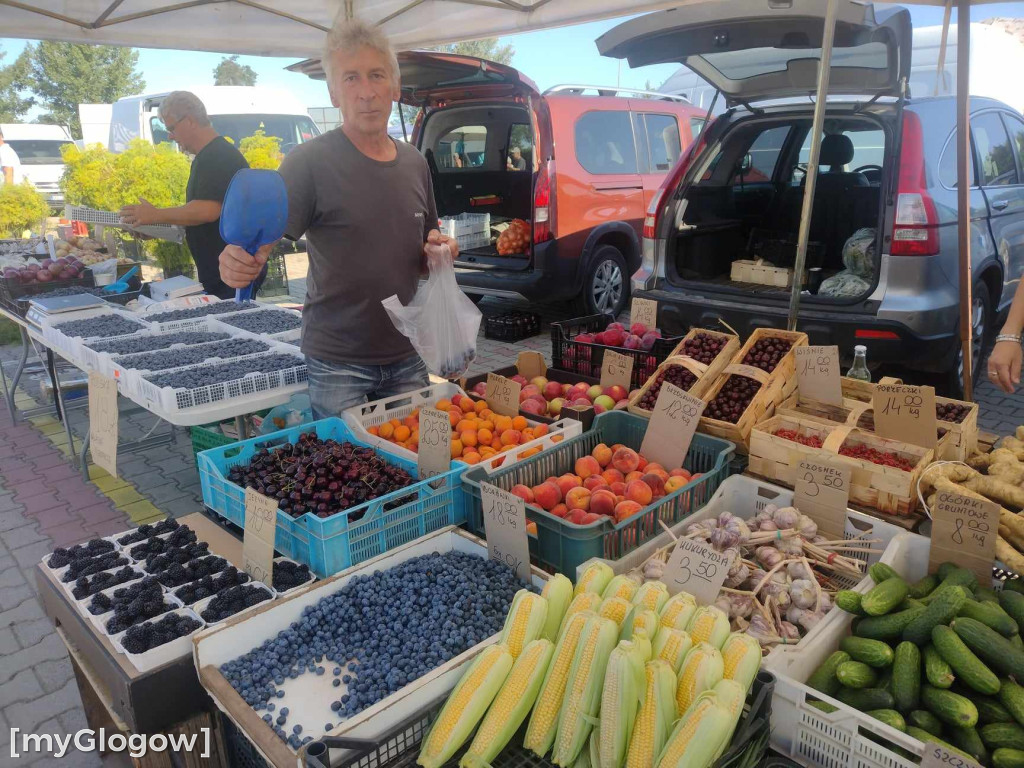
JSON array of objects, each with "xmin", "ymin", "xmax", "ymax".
[
  {"xmin": 416, "ymin": 564, "xmax": 761, "ymax": 768},
  {"xmin": 808, "ymin": 560, "xmax": 1024, "ymax": 768}
]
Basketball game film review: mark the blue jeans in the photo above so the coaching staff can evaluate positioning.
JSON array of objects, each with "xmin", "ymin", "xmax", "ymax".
[{"xmin": 305, "ymin": 354, "xmax": 429, "ymax": 420}]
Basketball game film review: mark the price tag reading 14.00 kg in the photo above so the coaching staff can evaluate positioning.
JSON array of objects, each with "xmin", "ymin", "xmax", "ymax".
[
  {"xmin": 639, "ymin": 382, "xmax": 705, "ymax": 471},
  {"xmin": 794, "ymin": 345, "xmax": 842, "ymax": 406},
  {"xmin": 663, "ymin": 538, "xmax": 730, "ymax": 605},
  {"xmin": 480, "ymin": 482, "xmax": 531, "ymax": 584},
  {"xmin": 922, "ymin": 742, "xmax": 984, "ymax": 768},
  {"xmin": 485, "ymin": 372, "xmax": 521, "ymax": 418},
  {"xmin": 872, "ymin": 382, "xmax": 937, "ymax": 450}
]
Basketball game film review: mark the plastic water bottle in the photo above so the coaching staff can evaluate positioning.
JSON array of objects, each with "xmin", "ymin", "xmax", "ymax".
[{"xmin": 847, "ymin": 345, "xmax": 871, "ymax": 382}]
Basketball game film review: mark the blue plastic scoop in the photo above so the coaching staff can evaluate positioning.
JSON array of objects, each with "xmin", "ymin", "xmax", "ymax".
[
  {"xmin": 219, "ymin": 168, "xmax": 289, "ymax": 302},
  {"xmin": 101, "ymin": 264, "xmax": 139, "ymax": 294}
]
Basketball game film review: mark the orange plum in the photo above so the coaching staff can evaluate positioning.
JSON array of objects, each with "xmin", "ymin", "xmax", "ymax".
[
  {"xmin": 574, "ymin": 455, "xmax": 602, "ymax": 480},
  {"xmin": 625, "ymin": 480, "xmax": 653, "ymax": 506},
  {"xmin": 612, "ymin": 447, "xmax": 640, "ymax": 474},
  {"xmin": 565, "ymin": 486, "xmax": 592, "ymax": 511},
  {"xmin": 532, "ymin": 482, "xmax": 562, "ymax": 511}
]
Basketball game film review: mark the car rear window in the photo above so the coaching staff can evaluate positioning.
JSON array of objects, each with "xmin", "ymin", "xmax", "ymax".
[
  {"xmin": 795, "ymin": 128, "xmax": 884, "ymax": 179},
  {"xmin": 972, "ymin": 112, "xmax": 1018, "ymax": 186},
  {"xmin": 641, "ymin": 113, "xmax": 681, "ymax": 172},
  {"xmin": 437, "ymin": 125, "xmax": 487, "ymax": 171},
  {"xmin": 574, "ymin": 111, "xmax": 638, "ymax": 175},
  {"xmin": 736, "ymin": 126, "xmax": 789, "ymax": 183}
]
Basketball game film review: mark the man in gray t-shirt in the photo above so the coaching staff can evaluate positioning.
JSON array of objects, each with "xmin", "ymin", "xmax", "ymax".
[{"xmin": 219, "ymin": 18, "xmax": 458, "ymax": 418}]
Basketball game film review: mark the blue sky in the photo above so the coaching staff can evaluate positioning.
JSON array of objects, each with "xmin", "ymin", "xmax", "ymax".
[{"xmin": 2, "ymin": 2, "xmax": 1024, "ymax": 115}]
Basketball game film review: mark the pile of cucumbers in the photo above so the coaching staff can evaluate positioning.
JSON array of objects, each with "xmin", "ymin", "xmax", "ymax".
[{"xmin": 808, "ymin": 561, "xmax": 1024, "ymax": 768}]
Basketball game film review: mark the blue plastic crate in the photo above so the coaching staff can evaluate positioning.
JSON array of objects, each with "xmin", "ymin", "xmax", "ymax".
[
  {"xmin": 197, "ymin": 418, "xmax": 465, "ymax": 578},
  {"xmin": 461, "ymin": 410, "xmax": 735, "ymax": 576}
]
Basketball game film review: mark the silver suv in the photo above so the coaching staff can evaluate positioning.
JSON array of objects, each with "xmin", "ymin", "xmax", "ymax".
[{"xmin": 600, "ymin": 0, "xmax": 1024, "ymax": 395}]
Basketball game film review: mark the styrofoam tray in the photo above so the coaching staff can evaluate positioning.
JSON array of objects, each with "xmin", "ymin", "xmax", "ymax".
[
  {"xmin": 154, "ymin": 554, "xmax": 232, "ymax": 589},
  {"xmin": 70, "ymin": 564, "xmax": 147, "ymax": 607},
  {"xmin": 207, "ymin": 306, "xmax": 303, "ymax": 344},
  {"xmin": 90, "ymin": 592, "xmax": 184, "ymax": 637},
  {"xmin": 112, "ymin": 607, "xmax": 206, "ymax": 670},
  {"xmin": 77, "ymin": 570, "xmax": 164, "ymax": 617},
  {"xmin": 271, "ymin": 557, "xmax": 316, "ymax": 597},
  {"xmin": 192, "ymin": 582, "xmax": 276, "ymax": 627},
  {"xmin": 193, "ymin": 527, "xmax": 550, "ymax": 767}
]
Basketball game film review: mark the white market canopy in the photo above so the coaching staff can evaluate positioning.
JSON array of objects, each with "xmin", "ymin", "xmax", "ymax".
[{"xmin": 0, "ymin": 0, "xmax": 686, "ymax": 56}]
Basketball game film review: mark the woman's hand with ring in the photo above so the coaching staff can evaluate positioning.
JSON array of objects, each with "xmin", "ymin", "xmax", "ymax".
[{"xmin": 987, "ymin": 338, "xmax": 1022, "ymax": 393}]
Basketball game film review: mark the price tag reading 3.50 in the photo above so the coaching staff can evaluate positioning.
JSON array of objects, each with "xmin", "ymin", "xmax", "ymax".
[
  {"xmin": 663, "ymin": 538, "xmax": 730, "ymax": 605},
  {"xmin": 417, "ymin": 407, "xmax": 451, "ymax": 485},
  {"xmin": 480, "ymin": 482, "xmax": 531, "ymax": 584},
  {"xmin": 921, "ymin": 742, "xmax": 984, "ymax": 768},
  {"xmin": 872, "ymin": 383, "xmax": 937, "ymax": 449},
  {"xmin": 639, "ymin": 382, "xmax": 705, "ymax": 471},
  {"xmin": 793, "ymin": 458, "xmax": 851, "ymax": 540},
  {"xmin": 794, "ymin": 345, "xmax": 842, "ymax": 406}
]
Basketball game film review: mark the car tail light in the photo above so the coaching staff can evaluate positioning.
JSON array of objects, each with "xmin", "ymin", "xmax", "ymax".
[
  {"xmin": 643, "ymin": 129, "xmax": 708, "ymax": 239},
  {"xmin": 891, "ymin": 112, "xmax": 939, "ymax": 256},
  {"xmin": 855, "ymin": 329, "xmax": 900, "ymax": 340},
  {"xmin": 533, "ymin": 161, "xmax": 554, "ymax": 244}
]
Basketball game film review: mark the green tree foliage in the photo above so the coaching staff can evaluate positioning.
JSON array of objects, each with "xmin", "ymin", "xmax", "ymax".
[
  {"xmin": 0, "ymin": 181, "xmax": 49, "ymax": 237},
  {"xmin": 428, "ymin": 38, "xmax": 514, "ymax": 65},
  {"xmin": 25, "ymin": 43, "xmax": 144, "ymax": 138},
  {"xmin": 239, "ymin": 130, "xmax": 282, "ymax": 169},
  {"xmin": 0, "ymin": 49, "xmax": 34, "ymax": 122},
  {"xmin": 60, "ymin": 140, "xmax": 189, "ymax": 210},
  {"xmin": 214, "ymin": 55, "xmax": 258, "ymax": 87}
]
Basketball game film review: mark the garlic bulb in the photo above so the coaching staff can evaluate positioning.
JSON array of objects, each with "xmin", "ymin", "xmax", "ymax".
[
  {"xmin": 747, "ymin": 613, "xmax": 777, "ymax": 645},
  {"xmin": 643, "ymin": 559, "xmax": 665, "ymax": 582},
  {"xmin": 798, "ymin": 610, "xmax": 825, "ymax": 632},
  {"xmin": 710, "ymin": 526, "xmax": 739, "ymax": 551},
  {"xmin": 685, "ymin": 520, "xmax": 715, "ymax": 539},
  {"xmin": 759, "ymin": 519, "xmax": 779, "ymax": 532},
  {"xmin": 787, "ymin": 561, "xmax": 812, "ymax": 581},
  {"xmin": 763, "ymin": 503, "xmax": 780, "ymax": 518},
  {"xmin": 755, "ymin": 546, "xmax": 783, "ymax": 569},
  {"xmin": 780, "ymin": 621, "xmax": 802, "ymax": 641},
  {"xmin": 786, "ymin": 605, "xmax": 806, "ymax": 625},
  {"xmin": 773, "ymin": 506, "xmax": 800, "ymax": 529},
  {"xmin": 790, "ymin": 579, "xmax": 817, "ymax": 609},
  {"xmin": 725, "ymin": 564, "xmax": 750, "ymax": 589},
  {"xmin": 796, "ymin": 514, "xmax": 818, "ymax": 538},
  {"xmin": 777, "ymin": 537, "xmax": 804, "ymax": 556},
  {"xmin": 818, "ymin": 593, "xmax": 833, "ymax": 612}
]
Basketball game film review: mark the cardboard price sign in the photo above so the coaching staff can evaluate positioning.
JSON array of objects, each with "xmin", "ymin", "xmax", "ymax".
[
  {"xmin": 417, "ymin": 407, "xmax": 452, "ymax": 483},
  {"xmin": 486, "ymin": 372, "xmax": 521, "ymax": 417},
  {"xmin": 243, "ymin": 488, "xmax": 277, "ymax": 583},
  {"xmin": 480, "ymin": 483, "xmax": 531, "ymax": 583},
  {"xmin": 639, "ymin": 382, "xmax": 705, "ymax": 471},
  {"xmin": 793, "ymin": 457, "xmax": 852, "ymax": 540},
  {"xmin": 601, "ymin": 350, "xmax": 634, "ymax": 391},
  {"xmin": 794, "ymin": 345, "xmax": 842, "ymax": 406},
  {"xmin": 929, "ymin": 489, "xmax": 998, "ymax": 582},
  {"xmin": 631, "ymin": 298, "xmax": 658, "ymax": 330},
  {"xmin": 873, "ymin": 383, "xmax": 937, "ymax": 449},
  {"xmin": 922, "ymin": 742, "xmax": 984, "ymax": 768},
  {"xmin": 88, "ymin": 372, "xmax": 119, "ymax": 478},
  {"xmin": 663, "ymin": 538, "xmax": 731, "ymax": 605}
]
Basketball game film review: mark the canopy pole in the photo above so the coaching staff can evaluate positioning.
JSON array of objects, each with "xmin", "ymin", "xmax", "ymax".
[
  {"xmin": 935, "ymin": 1, "xmax": 952, "ymax": 95},
  {"xmin": 957, "ymin": 0, "xmax": 974, "ymax": 400},
  {"xmin": 787, "ymin": 0, "xmax": 839, "ymax": 331}
]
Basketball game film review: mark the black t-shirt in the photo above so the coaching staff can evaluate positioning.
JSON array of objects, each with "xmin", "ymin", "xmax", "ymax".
[{"xmin": 185, "ymin": 136, "xmax": 249, "ymax": 299}]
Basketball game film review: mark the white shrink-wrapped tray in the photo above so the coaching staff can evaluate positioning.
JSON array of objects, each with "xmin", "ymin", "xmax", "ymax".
[
  {"xmin": 193, "ymin": 526, "xmax": 549, "ymax": 768},
  {"xmin": 270, "ymin": 557, "xmax": 316, "ymax": 597},
  {"xmin": 113, "ymin": 607, "xmax": 206, "ymax": 670},
  {"xmin": 110, "ymin": 339, "xmax": 277, "ymax": 389},
  {"xmin": 77, "ymin": 569, "xmax": 164, "ymax": 616},
  {"xmin": 89, "ymin": 317, "xmax": 234, "ymax": 378},
  {"xmin": 140, "ymin": 296, "xmax": 262, "ymax": 334}
]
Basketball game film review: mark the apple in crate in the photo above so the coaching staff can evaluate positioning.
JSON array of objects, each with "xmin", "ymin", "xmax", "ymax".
[
  {"xmin": 594, "ymin": 395, "xmax": 616, "ymax": 411},
  {"xmin": 510, "ymin": 374, "xmax": 528, "ymax": 386},
  {"xmin": 548, "ymin": 398, "xmax": 564, "ymax": 416},
  {"xmin": 543, "ymin": 381, "xmax": 563, "ymax": 401},
  {"xmin": 520, "ymin": 399, "xmax": 545, "ymax": 416},
  {"xmin": 472, "ymin": 381, "xmax": 488, "ymax": 397},
  {"xmin": 586, "ymin": 384, "xmax": 603, "ymax": 401},
  {"xmin": 531, "ymin": 376, "xmax": 548, "ymax": 390},
  {"xmin": 605, "ymin": 385, "xmax": 628, "ymax": 402}
]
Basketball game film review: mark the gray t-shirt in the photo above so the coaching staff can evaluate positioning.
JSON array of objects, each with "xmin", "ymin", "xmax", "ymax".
[{"xmin": 280, "ymin": 129, "xmax": 437, "ymax": 365}]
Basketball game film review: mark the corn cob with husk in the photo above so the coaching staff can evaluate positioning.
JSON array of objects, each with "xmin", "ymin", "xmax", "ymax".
[
  {"xmin": 656, "ymin": 688, "xmax": 733, "ymax": 768},
  {"xmin": 576, "ymin": 562, "xmax": 614, "ymax": 597},
  {"xmin": 499, "ymin": 589, "xmax": 548, "ymax": 659},
  {"xmin": 660, "ymin": 591, "xmax": 697, "ymax": 631},
  {"xmin": 598, "ymin": 639, "xmax": 647, "ymax": 768},
  {"xmin": 676, "ymin": 642, "xmax": 724, "ymax": 716},
  {"xmin": 620, "ymin": 607, "xmax": 659, "ymax": 644},
  {"xmin": 541, "ymin": 574, "xmax": 574, "ymax": 642},
  {"xmin": 625, "ymin": 660, "xmax": 678, "ymax": 768},
  {"xmin": 551, "ymin": 615, "xmax": 619, "ymax": 766},
  {"xmin": 589, "ymin": 723, "xmax": 602, "ymax": 768},
  {"xmin": 562, "ymin": 592, "xmax": 602, "ymax": 634},
  {"xmin": 633, "ymin": 581, "xmax": 670, "ymax": 612},
  {"xmin": 711, "ymin": 679, "xmax": 746, "ymax": 760},
  {"xmin": 524, "ymin": 610, "xmax": 593, "ymax": 757},
  {"xmin": 603, "ymin": 574, "xmax": 641, "ymax": 602},
  {"xmin": 459, "ymin": 639, "xmax": 554, "ymax": 767},
  {"xmin": 653, "ymin": 628, "xmax": 693, "ymax": 674},
  {"xmin": 630, "ymin": 626, "xmax": 652, "ymax": 662},
  {"xmin": 720, "ymin": 632, "xmax": 762, "ymax": 692},
  {"xmin": 417, "ymin": 644, "xmax": 514, "ymax": 768},
  {"xmin": 687, "ymin": 605, "xmax": 731, "ymax": 649},
  {"xmin": 599, "ymin": 596, "xmax": 632, "ymax": 627}
]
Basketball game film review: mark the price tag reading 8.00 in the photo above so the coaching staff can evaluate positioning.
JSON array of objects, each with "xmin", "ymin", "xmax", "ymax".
[
  {"xmin": 929, "ymin": 489, "xmax": 998, "ymax": 582},
  {"xmin": 921, "ymin": 742, "xmax": 984, "ymax": 768},
  {"xmin": 417, "ymin": 407, "xmax": 451, "ymax": 485},
  {"xmin": 480, "ymin": 482, "xmax": 531, "ymax": 584},
  {"xmin": 639, "ymin": 381, "xmax": 705, "ymax": 471},
  {"xmin": 872, "ymin": 383, "xmax": 937, "ymax": 449},
  {"xmin": 793, "ymin": 458, "xmax": 851, "ymax": 540},
  {"xmin": 662, "ymin": 538, "xmax": 730, "ymax": 605}
]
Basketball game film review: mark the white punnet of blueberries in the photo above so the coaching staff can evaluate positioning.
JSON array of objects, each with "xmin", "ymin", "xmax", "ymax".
[
  {"xmin": 59, "ymin": 552, "xmax": 129, "ymax": 582},
  {"xmin": 91, "ymin": 331, "xmax": 229, "ymax": 356},
  {"xmin": 127, "ymin": 526, "xmax": 197, "ymax": 560},
  {"xmin": 71, "ymin": 565, "xmax": 142, "ymax": 600},
  {"xmin": 144, "ymin": 353, "xmax": 305, "ymax": 390},
  {"xmin": 142, "ymin": 542, "xmax": 211, "ymax": 574},
  {"xmin": 146, "ymin": 301, "xmax": 259, "ymax": 323},
  {"xmin": 87, "ymin": 576, "xmax": 162, "ymax": 616},
  {"xmin": 200, "ymin": 584, "xmax": 272, "ymax": 622},
  {"xmin": 114, "ymin": 338, "xmax": 270, "ymax": 372},
  {"xmin": 46, "ymin": 538, "xmax": 116, "ymax": 569},
  {"xmin": 53, "ymin": 314, "xmax": 146, "ymax": 339},
  {"xmin": 121, "ymin": 613, "xmax": 203, "ymax": 655},
  {"xmin": 157, "ymin": 556, "xmax": 229, "ymax": 589},
  {"xmin": 218, "ymin": 551, "xmax": 530, "ymax": 751},
  {"xmin": 115, "ymin": 518, "xmax": 180, "ymax": 546},
  {"xmin": 103, "ymin": 589, "xmax": 180, "ymax": 635},
  {"xmin": 173, "ymin": 566, "xmax": 251, "ymax": 605},
  {"xmin": 272, "ymin": 561, "xmax": 312, "ymax": 592},
  {"xmin": 221, "ymin": 310, "xmax": 302, "ymax": 335}
]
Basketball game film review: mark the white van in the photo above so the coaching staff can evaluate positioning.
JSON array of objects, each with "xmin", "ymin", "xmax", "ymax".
[
  {"xmin": 0, "ymin": 123, "xmax": 74, "ymax": 206},
  {"xmin": 107, "ymin": 86, "xmax": 319, "ymax": 154}
]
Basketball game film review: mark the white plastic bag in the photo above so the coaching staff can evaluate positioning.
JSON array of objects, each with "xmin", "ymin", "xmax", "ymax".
[{"xmin": 382, "ymin": 245, "xmax": 482, "ymax": 379}]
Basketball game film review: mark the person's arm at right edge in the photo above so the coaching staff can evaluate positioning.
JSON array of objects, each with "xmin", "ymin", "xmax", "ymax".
[
  {"xmin": 2, "ymin": 166, "xmax": 11, "ymax": 185},
  {"xmin": 989, "ymin": 279, "xmax": 1024, "ymax": 392}
]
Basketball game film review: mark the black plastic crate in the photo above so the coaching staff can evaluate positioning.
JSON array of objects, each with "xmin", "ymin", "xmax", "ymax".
[
  {"xmin": 747, "ymin": 228, "xmax": 824, "ymax": 270},
  {"xmin": 0, "ymin": 270, "xmax": 97, "ymax": 317},
  {"xmin": 550, "ymin": 313, "xmax": 683, "ymax": 391},
  {"xmin": 484, "ymin": 311, "xmax": 542, "ymax": 342},
  {"xmin": 462, "ymin": 365, "xmax": 598, "ymax": 425}
]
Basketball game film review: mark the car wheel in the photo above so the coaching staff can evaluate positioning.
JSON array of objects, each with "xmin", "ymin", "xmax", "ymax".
[
  {"xmin": 576, "ymin": 245, "xmax": 628, "ymax": 317},
  {"xmin": 942, "ymin": 281, "xmax": 992, "ymax": 398}
]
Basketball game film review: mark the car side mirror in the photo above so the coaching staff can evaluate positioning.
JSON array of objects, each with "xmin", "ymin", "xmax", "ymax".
[{"xmin": 739, "ymin": 153, "xmax": 753, "ymax": 176}]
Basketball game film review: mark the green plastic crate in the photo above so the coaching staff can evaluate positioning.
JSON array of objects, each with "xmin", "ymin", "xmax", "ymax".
[{"xmin": 189, "ymin": 410, "xmax": 270, "ymax": 463}]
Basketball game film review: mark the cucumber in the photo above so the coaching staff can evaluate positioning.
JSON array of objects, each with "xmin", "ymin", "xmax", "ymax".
[
  {"xmin": 994, "ymin": 748, "xmax": 1024, "ymax": 768},
  {"xmin": 924, "ymin": 645, "xmax": 956, "ymax": 689},
  {"xmin": 1000, "ymin": 590, "xmax": 1024, "ymax": 635},
  {"xmin": 1004, "ymin": 579, "xmax": 1024, "ymax": 595},
  {"xmin": 1012, "ymin": 634, "xmax": 1024, "ymax": 652},
  {"xmin": 870, "ymin": 562, "xmax": 900, "ymax": 583},
  {"xmin": 840, "ymin": 636, "xmax": 895, "ymax": 668},
  {"xmin": 959, "ymin": 599, "xmax": 1020, "ymax": 637},
  {"xmin": 893, "ymin": 642, "xmax": 922, "ymax": 712},
  {"xmin": 909, "ymin": 709, "xmax": 945, "ymax": 737},
  {"xmin": 836, "ymin": 687, "xmax": 895, "ymax": 711},
  {"xmin": 836, "ymin": 590, "xmax": 866, "ymax": 616},
  {"xmin": 999, "ymin": 680, "xmax": 1024, "ymax": 727},
  {"xmin": 909, "ymin": 728, "xmax": 978, "ymax": 762},
  {"xmin": 938, "ymin": 562, "xmax": 961, "ymax": 581},
  {"xmin": 877, "ymin": 667, "xmax": 894, "ymax": 695},
  {"xmin": 909, "ymin": 574, "xmax": 940, "ymax": 599},
  {"xmin": 949, "ymin": 725, "xmax": 989, "ymax": 764},
  {"xmin": 952, "ymin": 617, "xmax": 1024, "ymax": 682},
  {"xmin": 837, "ymin": 660, "xmax": 878, "ymax": 689},
  {"xmin": 981, "ymin": 722, "xmax": 1024, "ymax": 751},
  {"xmin": 922, "ymin": 685, "xmax": 979, "ymax": 727},
  {"xmin": 808, "ymin": 700, "xmax": 839, "ymax": 714},
  {"xmin": 932, "ymin": 624, "xmax": 1001, "ymax": 695},
  {"xmin": 926, "ymin": 569, "xmax": 980, "ymax": 603},
  {"xmin": 867, "ymin": 709, "xmax": 907, "ymax": 732},
  {"xmin": 807, "ymin": 651, "xmax": 851, "ymax": 697},
  {"xmin": 856, "ymin": 605, "xmax": 927, "ymax": 641},
  {"xmin": 979, "ymin": 696, "xmax": 1017, "ymax": 725},
  {"xmin": 976, "ymin": 586, "xmax": 1001, "ymax": 605},
  {"xmin": 904, "ymin": 587, "xmax": 969, "ymax": 646},
  {"xmin": 863, "ymin": 577, "xmax": 910, "ymax": 616}
]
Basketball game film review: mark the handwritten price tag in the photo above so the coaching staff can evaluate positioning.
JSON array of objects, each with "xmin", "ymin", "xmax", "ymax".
[
  {"xmin": 639, "ymin": 382, "xmax": 705, "ymax": 471},
  {"xmin": 417, "ymin": 407, "xmax": 451, "ymax": 484},
  {"xmin": 922, "ymin": 742, "xmax": 984, "ymax": 768},
  {"xmin": 872, "ymin": 383, "xmax": 937, "ymax": 449},
  {"xmin": 486, "ymin": 372, "xmax": 521, "ymax": 417},
  {"xmin": 243, "ymin": 488, "xmax": 277, "ymax": 582},
  {"xmin": 480, "ymin": 483, "xmax": 531, "ymax": 583},
  {"xmin": 663, "ymin": 538, "xmax": 731, "ymax": 605},
  {"xmin": 794, "ymin": 345, "xmax": 842, "ymax": 406},
  {"xmin": 793, "ymin": 458, "xmax": 851, "ymax": 540},
  {"xmin": 601, "ymin": 350, "xmax": 634, "ymax": 391},
  {"xmin": 928, "ymin": 489, "xmax": 998, "ymax": 582},
  {"xmin": 88, "ymin": 372, "xmax": 119, "ymax": 478},
  {"xmin": 631, "ymin": 298, "xmax": 658, "ymax": 330}
]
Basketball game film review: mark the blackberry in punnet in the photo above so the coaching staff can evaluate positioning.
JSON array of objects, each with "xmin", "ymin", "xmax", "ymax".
[
  {"xmin": 127, "ymin": 526, "xmax": 197, "ymax": 560},
  {"xmin": 681, "ymin": 332, "xmax": 728, "ymax": 366},
  {"xmin": 156, "ymin": 556, "xmax": 228, "ymax": 588},
  {"xmin": 46, "ymin": 538, "xmax": 116, "ymax": 569},
  {"xmin": 53, "ymin": 314, "xmax": 146, "ymax": 339},
  {"xmin": 172, "ymin": 566, "xmax": 250, "ymax": 604},
  {"xmin": 114, "ymin": 338, "xmax": 270, "ymax": 372},
  {"xmin": 638, "ymin": 364, "xmax": 698, "ymax": 410},
  {"xmin": 200, "ymin": 584, "xmax": 271, "ymax": 622},
  {"xmin": 143, "ymin": 542, "xmax": 210, "ymax": 574},
  {"xmin": 90, "ymin": 331, "xmax": 229, "ymax": 356},
  {"xmin": 104, "ymin": 591, "xmax": 178, "ymax": 634},
  {"xmin": 121, "ymin": 613, "xmax": 202, "ymax": 654},
  {"xmin": 145, "ymin": 353, "xmax": 304, "ymax": 390},
  {"xmin": 89, "ymin": 577, "xmax": 162, "ymax": 615},
  {"xmin": 221, "ymin": 310, "xmax": 302, "ymax": 335},
  {"xmin": 706, "ymin": 375, "xmax": 762, "ymax": 424},
  {"xmin": 740, "ymin": 336, "xmax": 794, "ymax": 374},
  {"xmin": 272, "ymin": 561, "xmax": 312, "ymax": 592},
  {"xmin": 73, "ymin": 565, "xmax": 141, "ymax": 600},
  {"xmin": 116, "ymin": 519, "xmax": 180, "ymax": 546},
  {"xmin": 146, "ymin": 301, "xmax": 259, "ymax": 323},
  {"xmin": 60, "ymin": 552, "xmax": 128, "ymax": 582}
]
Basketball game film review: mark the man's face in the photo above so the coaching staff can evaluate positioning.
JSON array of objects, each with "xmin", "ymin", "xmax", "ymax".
[
  {"xmin": 164, "ymin": 112, "xmax": 198, "ymax": 153},
  {"xmin": 512, "ymin": 148, "xmax": 521, "ymax": 160},
  {"xmin": 328, "ymin": 45, "xmax": 399, "ymax": 137}
]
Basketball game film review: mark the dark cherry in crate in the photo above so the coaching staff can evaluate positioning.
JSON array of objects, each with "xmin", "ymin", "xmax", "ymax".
[
  {"xmin": 740, "ymin": 337, "xmax": 794, "ymax": 374},
  {"xmin": 682, "ymin": 332, "xmax": 728, "ymax": 366},
  {"xmin": 638, "ymin": 365, "xmax": 698, "ymax": 410},
  {"xmin": 936, "ymin": 402, "xmax": 970, "ymax": 424},
  {"xmin": 706, "ymin": 375, "xmax": 762, "ymax": 424}
]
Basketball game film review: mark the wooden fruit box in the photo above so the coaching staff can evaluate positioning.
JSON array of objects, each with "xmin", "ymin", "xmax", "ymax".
[
  {"xmin": 697, "ymin": 328, "xmax": 809, "ymax": 453},
  {"xmin": 839, "ymin": 375, "xmax": 903, "ymax": 403},
  {"xmin": 748, "ymin": 414, "xmax": 934, "ymax": 517},
  {"xmin": 627, "ymin": 355, "xmax": 716, "ymax": 418},
  {"xmin": 730, "ymin": 259, "xmax": 806, "ymax": 288},
  {"xmin": 666, "ymin": 327, "xmax": 740, "ymax": 387}
]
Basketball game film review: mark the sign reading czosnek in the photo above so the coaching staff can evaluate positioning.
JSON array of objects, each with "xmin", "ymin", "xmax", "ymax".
[{"xmin": 793, "ymin": 457, "xmax": 852, "ymax": 540}]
